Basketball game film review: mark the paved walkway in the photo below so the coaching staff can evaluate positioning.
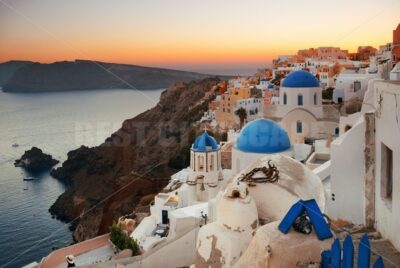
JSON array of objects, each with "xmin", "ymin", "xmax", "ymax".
[{"xmin": 40, "ymin": 234, "xmax": 111, "ymax": 268}]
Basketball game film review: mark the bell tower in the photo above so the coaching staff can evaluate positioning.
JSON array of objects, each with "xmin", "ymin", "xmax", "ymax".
[{"xmin": 187, "ymin": 130, "xmax": 223, "ymax": 203}]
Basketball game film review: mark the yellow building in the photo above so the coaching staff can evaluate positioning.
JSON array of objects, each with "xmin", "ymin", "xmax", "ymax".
[{"xmin": 215, "ymin": 85, "xmax": 251, "ymax": 129}]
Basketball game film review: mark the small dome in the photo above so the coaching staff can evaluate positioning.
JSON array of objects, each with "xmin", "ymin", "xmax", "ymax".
[
  {"xmin": 235, "ymin": 119, "xmax": 290, "ymax": 153},
  {"xmin": 282, "ymin": 70, "xmax": 320, "ymax": 88},
  {"xmin": 192, "ymin": 131, "xmax": 218, "ymax": 152}
]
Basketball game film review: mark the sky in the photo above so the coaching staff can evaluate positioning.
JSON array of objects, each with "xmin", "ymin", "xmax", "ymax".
[{"xmin": 0, "ymin": 0, "xmax": 399, "ymax": 75}]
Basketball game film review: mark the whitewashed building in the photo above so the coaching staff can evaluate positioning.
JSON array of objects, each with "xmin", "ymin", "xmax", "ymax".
[
  {"xmin": 332, "ymin": 57, "xmax": 381, "ymax": 103},
  {"xmin": 327, "ymin": 73, "xmax": 400, "ymax": 251},
  {"xmin": 233, "ymin": 97, "xmax": 262, "ymax": 125},
  {"xmin": 264, "ymin": 70, "xmax": 339, "ymax": 143}
]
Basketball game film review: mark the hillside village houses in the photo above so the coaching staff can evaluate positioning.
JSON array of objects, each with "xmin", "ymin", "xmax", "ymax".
[
  {"xmin": 104, "ymin": 119, "xmax": 328, "ymax": 267},
  {"xmin": 212, "ymin": 78, "xmax": 263, "ymax": 129},
  {"xmin": 35, "ymin": 23, "xmax": 400, "ymax": 268}
]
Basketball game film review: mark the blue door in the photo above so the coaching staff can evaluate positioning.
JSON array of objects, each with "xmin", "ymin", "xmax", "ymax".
[{"xmin": 162, "ymin": 210, "xmax": 169, "ymax": 225}]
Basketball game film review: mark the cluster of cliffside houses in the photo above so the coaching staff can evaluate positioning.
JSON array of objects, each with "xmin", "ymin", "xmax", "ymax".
[{"xmin": 35, "ymin": 24, "xmax": 400, "ymax": 268}]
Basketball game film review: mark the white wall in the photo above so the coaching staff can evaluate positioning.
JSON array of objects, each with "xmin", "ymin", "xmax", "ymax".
[
  {"xmin": 280, "ymin": 87, "xmax": 322, "ymax": 107},
  {"xmin": 333, "ymin": 71, "xmax": 380, "ymax": 103},
  {"xmin": 327, "ymin": 116, "xmax": 366, "ymax": 224},
  {"xmin": 373, "ymin": 80, "xmax": 400, "ymax": 251},
  {"xmin": 234, "ymin": 98, "xmax": 263, "ymax": 124},
  {"xmin": 118, "ymin": 227, "xmax": 200, "ymax": 268},
  {"xmin": 231, "ymin": 147, "xmax": 292, "ymax": 174}
]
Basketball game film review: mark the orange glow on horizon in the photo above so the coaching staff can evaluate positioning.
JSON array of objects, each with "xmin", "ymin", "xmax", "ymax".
[{"xmin": 0, "ymin": 0, "xmax": 399, "ymax": 72}]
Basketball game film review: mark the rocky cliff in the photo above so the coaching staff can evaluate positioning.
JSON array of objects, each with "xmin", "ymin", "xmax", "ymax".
[
  {"xmin": 0, "ymin": 60, "xmax": 33, "ymax": 86},
  {"xmin": 2, "ymin": 60, "xmax": 216, "ymax": 92},
  {"xmin": 49, "ymin": 78, "xmax": 221, "ymax": 242}
]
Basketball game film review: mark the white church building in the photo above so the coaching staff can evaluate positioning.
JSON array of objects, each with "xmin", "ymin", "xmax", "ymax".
[
  {"xmin": 125, "ymin": 119, "xmax": 330, "ymax": 267},
  {"xmin": 264, "ymin": 70, "xmax": 339, "ymax": 143}
]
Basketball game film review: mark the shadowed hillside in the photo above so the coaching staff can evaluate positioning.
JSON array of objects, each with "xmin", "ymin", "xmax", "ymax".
[
  {"xmin": 49, "ymin": 77, "xmax": 223, "ymax": 242},
  {"xmin": 2, "ymin": 60, "xmax": 219, "ymax": 92}
]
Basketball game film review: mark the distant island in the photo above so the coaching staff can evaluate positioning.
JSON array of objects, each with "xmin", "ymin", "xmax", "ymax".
[{"xmin": 0, "ymin": 59, "xmax": 223, "ymax": 92}]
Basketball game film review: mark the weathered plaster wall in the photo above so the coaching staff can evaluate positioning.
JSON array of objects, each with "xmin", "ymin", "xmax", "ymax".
[
  {"xmin": 328, "ymin": 116, "xmax": 366, "ymax": 224},
  {"xmin": 234, "ymin": 221, "xmax": 332, "ymax": 268},
  {"xmin": 373, "ymin": 81, "xmax": 400, "ymax": 251}
]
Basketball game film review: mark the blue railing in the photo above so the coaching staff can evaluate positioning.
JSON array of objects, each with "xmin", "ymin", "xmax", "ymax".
[
  {"xmin": 278, "ymin": 199, "xmax": 385, "ymax": 268},
  {"xmin": 321, "ymin": 233, "xmax": 384, "ymax": 268}
]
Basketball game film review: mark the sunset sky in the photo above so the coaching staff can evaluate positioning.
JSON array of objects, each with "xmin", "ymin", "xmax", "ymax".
[{"xmin": 0, "ymin": 0, "xmax": 399, "ymax": 74}]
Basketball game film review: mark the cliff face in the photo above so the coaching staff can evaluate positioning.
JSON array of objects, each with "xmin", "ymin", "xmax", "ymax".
[
  {"xmin": 2, "ymin": 60, "xmax": 215, "ymax": 92},
  {"xmin": 0, "ymin": 60, "xmax": 33, "ymax": 86},
  {"xmin": 49, "ymin": 78, "xmax": 220, "ymax": 242}
]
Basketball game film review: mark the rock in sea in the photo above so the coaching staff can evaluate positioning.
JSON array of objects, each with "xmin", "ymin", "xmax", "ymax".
[{"xmin": 14, "ymin": 147, "xmax": 59, "ymax": 172}]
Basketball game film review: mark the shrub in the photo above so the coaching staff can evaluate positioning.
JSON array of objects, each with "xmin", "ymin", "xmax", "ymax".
[
  {"xmin": 139, "ymin": 194, "xmax": 156, "ymax": 206},
  {"xmin": 322, "ymin": 87, "xmax": 334, "ymax": 100},
  {"xmin": 110, "ymin": 222, "xmax": 140, "ymax": 256}
]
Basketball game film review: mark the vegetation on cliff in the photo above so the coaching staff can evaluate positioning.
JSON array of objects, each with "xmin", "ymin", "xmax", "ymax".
[
  {"xmin": 110, "ymin": 222, "xmax": 140, "ymax": 256},
  {"xmin": 49, "ymin": 77, "xmax": 222, "ymax": 242}
]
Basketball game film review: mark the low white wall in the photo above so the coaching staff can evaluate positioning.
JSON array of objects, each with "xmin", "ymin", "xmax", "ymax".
[
  {"xmin": 116, "ymin": 227, "xmax": 199, "ymax": 268},
  {"xmin": 327, "ymin": 117, "xmax": 366, "ymax": 224},
  {"xmin": 313, "ymin": 160, "xmax": 331, "ymax": 182}
]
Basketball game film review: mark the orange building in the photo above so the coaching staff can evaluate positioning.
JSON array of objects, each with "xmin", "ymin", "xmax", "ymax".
[
  {"xmin": 297, "ymin": 48, "xmax": 318, "ymax": 59},
  {"xmin": 349, "ymin": 46, "xmax": 377, "ymax": 61},
  {"xmin": 393, "ymin": 23, "xmax": 400, "ymax": 63},
  {"xmin": 217, "ymin": 81, "xmax": 228, "ymax": 95},
  {"xmin": 316, "ymin": 47, "xmax": 348, "ymax": 60}
]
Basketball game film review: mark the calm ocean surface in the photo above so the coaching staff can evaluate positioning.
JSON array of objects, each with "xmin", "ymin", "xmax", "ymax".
[{"xmin": 0, "ymin": 89, "xmax": 163, "ymax": 267}]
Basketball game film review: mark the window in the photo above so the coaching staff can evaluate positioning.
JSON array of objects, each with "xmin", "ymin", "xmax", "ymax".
[
  {"xmin": 296, "ymin": 121, "xmax": 302, "ymax": 133},
  {"xmin": 283, "ymin": 93, "xmax": 287, "ymax": 105},
  {"xmin": 381, "ymin": 143, "xmax": 393, "ymax": 202},
  {"xmin": 314, "ymin": 93, "xmax": 317, "ymax": 105},
  {"xmin": 210, "ymin": 154, "xmax": 214, "ymax": 171},
  {"xmin": 335, "ymin": 127, "xmax": 339, "ymax": 136},
  {"xmin": 198, "ymin": 155, "xmax": 204, "ymax": 171},
  {"xmin": 354, "ymin": 81, "xmax": 361, "ymax": 92},
  {"xmin": 297, "ymin": 94, "xmax": 303, "ymax": 106}
]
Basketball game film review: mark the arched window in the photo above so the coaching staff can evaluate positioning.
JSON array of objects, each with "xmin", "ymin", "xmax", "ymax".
[
  {"xmin": 314, "ymin": 93, "xmax": 317, "ymax": 105},
  {"xmin": 191, "ymin": 152, "xmax": 194, "ymax": 170},
  {"xmin": 296, "ymin": 121, "xmax": 302, "ymax": 133},
  {"xmin": 297, "ymin": 94, "xmax": 303, "ymax": 106},
  {"xmin": 335, "ymin": 127, "xmax": 339, "ymax": 136},
  {"xmin": 198, "ymin": 155, "xmax": 204, "ymax": 171},
  {"xmin": 283, "ymin": 93, "xmax": 287, "ymax": 105}
]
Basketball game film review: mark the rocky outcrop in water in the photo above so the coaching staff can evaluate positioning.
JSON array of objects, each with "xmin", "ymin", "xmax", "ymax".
[
  {"xmin": 49, "ymin": 78, "xmax": 223, "ymax": 242},
  {"xmin": 15, "ymin": 147, "xmax": 59, "ymax": 172}
]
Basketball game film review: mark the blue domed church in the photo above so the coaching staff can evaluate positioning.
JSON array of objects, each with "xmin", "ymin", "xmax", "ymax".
[
  {"xmin": 263, "ymin": 70, "xmax": 339, "ymax": 143},
  {"xmin": 232, "ymin": 118, "xmax": 292, "ymax": 173}
]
